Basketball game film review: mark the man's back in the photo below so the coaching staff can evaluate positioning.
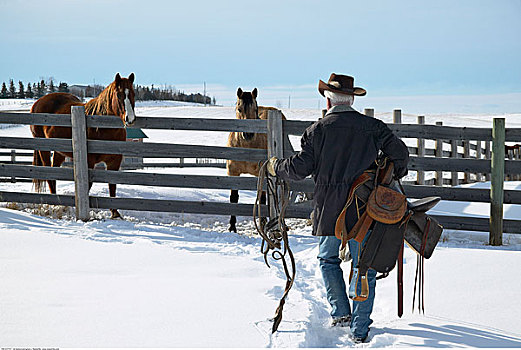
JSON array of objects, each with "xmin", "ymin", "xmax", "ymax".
[
  {"xmin": 276, "ymin": 107, "xmax": 408, "ymax": 235},
  {"xmin": 313, "ymin": 109, "xmax": 392, "ymax": 186}
]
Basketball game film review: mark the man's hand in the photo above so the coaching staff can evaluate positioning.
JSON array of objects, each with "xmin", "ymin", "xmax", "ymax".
[{"xmin": 267, "ymin": 157, "xmax": 278, "ymax": 176}]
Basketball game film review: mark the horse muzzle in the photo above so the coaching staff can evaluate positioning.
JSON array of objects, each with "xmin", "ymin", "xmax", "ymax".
[
  {"xmin": 241, "ymin": 132, "xmax": 254, "ymax": 141},
  {"xmin": 124, "ymin": 106, "xmax": 136, "ymax": 126},
  {"xmin": 124, "ymin": 89, "xmax": 136, "ymax": 126},
  {"xmin": 124, "ymin": 113, "xmax": 136, "ymax": 126}
]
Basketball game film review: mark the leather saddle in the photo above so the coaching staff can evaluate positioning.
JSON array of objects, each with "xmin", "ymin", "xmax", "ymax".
[{"xmin": 334, "ymin": 157, "xmax": 443, "ymax": 309}]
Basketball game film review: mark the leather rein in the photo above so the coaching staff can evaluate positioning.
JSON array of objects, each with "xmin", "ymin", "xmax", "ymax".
[{"xmin": 253, "ymin": 160, "xmax": 296, "ymax": 333}]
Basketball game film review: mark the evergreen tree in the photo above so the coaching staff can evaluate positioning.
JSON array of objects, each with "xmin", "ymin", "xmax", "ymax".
[
  {"xmin": 40, "ymin": 79, "xmax": 46, "ymax": 95},
  {"xmin": 9, "ymin": 79, "xmax": 16, "ymax": 98},
  {"xmin": 26, "ymin": 83, "xmax": 34, "ymax": 98},
  {"xmin": 18, "ymin": 81, "xmax": 25, "ymax": 99},
  {"xmin": 58, "ymin": 82, "xmax": 69, "ymax": 93},
  {"xmin": 0, "ymin": 82, "xmax": 8, "ymax": 98},
  {"xmin": 212, "ymin": 96, "xmax": 216, "ymax": 105},
  {"xmin": 36, "ymin": 82, "xmax": 44, "ymax": 98},
  {"xmin": 49, "ymin": 80, "xmax": 55, "ymax": 93}
]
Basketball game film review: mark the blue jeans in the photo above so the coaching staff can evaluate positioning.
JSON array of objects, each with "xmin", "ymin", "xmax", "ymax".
[{"xmin": 318, "ymin": 235, "xmax": 376, "ymax": 338}]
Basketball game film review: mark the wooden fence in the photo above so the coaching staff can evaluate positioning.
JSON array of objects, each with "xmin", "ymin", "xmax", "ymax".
[
  {"xmin": 0, "ymin": 151, "xmax": 226, "ymax": 174},
  {"xmin": 1, "ymin": 108, "xmax": 521, "ymax": 245}
]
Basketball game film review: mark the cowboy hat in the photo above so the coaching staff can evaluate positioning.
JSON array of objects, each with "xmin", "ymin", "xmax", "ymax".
[{"xmin": 318, "ymin": 73, "xmax": 366, "ymax": 97}]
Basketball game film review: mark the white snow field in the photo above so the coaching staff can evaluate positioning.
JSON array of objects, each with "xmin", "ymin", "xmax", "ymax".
[{"xmin": 1, "ymin": 100, "xmax": 521, "ymax": 347}]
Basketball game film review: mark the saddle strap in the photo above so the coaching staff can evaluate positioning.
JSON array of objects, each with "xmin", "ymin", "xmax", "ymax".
[
  {"xmin": 352, "ymin": 211, "xmax": 374, "ymax": 243},
  {"xmin": 397, "ymin": 241, "xmax": 404, "ymax": 318},
  {"xmin": 335, "ymin": 172, "xmax": 372, "ymax": 243},
  {"xmin": 412, "ymin": 217, "xmax": 431, "ymax": 313}
]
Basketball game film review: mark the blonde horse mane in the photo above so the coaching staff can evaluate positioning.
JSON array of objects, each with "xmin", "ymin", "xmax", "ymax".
[{"xmin": 84, "ymin": 82, "xmax": 121, "ymax": 116}]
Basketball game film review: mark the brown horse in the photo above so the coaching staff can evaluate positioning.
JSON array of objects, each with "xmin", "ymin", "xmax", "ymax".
[
  {"xmin": 226, "ymin": 87, "xmax": 286, "ymax": 232},
  {"xmin": 30, "ymin": 73, "xmax": 136, "ymax": 219}
]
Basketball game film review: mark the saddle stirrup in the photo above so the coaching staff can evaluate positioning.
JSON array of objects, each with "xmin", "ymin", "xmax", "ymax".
[{"xmin": 348, "ymin": 267, "xmax": 369, "ymax": 302}]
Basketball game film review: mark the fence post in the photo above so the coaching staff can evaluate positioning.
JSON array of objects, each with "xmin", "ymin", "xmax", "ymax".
[
  {"xmin": 393, "ymin": 109, "xmax": 402, "ymax": 124},
  {"xmin": 71, "ymin": 105, "xmax": 90, "ymax": 221},
  {"xmin": 451, "ymin": 139, "xmax": 459, "ymax": 186},
  {"xmin": 476, "ymin": 141, "xmax": 482, "ymax": 182},
  {"xmin": 267, "ymin": 110, "xmax": 284, "ymax": 219},
  {"xmin": 417, "ymin": 116, "xmax": 425, "ymax": 185},
  {"xmin": 10, "ymin": 150, "xmax": 16, "ymax": 183},
  {"xmin": 514, "ymin": 147, "xmax": 521, "ymax": 181},
  {"xmin": 463, "ymin": 140, "xmax": 470, "ymax": 183},
  {"xmin": 435, "ymin": 121, "xmax": 443, "ymax": 186},
  {"xmin": 363, "ymin": 108, "xmax": 374, "ymax": 118},
  {"xmin": 485, "ymin": 141, "xmax": 491, "ymax": 181},
  {"xmin": 506, "ymin": 148, "xmax": 513, "ymax": 181},
  {"xmin": 490, "ymin": 118, "xmax": 505, "ymax": 246}
]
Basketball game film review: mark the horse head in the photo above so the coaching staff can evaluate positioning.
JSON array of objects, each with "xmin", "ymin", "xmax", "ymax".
[
  {"xmin": 113, "ymin": 73, "xmax": 136, "ymax": 126},
  {"xmin": 236, "ymin": 87, "xmax": 259, "ymax": 141}
]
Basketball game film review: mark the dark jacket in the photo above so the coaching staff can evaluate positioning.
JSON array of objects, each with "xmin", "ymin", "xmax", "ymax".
[{"xmin": 275, "ymin": 105, "xmax": 409, "ymax": 236}]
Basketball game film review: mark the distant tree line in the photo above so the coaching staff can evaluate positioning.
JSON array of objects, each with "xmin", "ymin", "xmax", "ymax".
[
  {"xmin": 0, "ymin": 78, "xmax": 216, "ymax": 105},
  {"xmin": 0, "ymin": 79, "xmax": 68, "ymax": 99},
  {"xmin": 134, "ymin": 84, "xmax": 215, "ymax": 105}
]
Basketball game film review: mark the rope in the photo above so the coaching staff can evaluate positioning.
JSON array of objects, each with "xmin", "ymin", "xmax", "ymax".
[{"xmin": 253, "ymin": 160, "xmax": 296, "ymax": 333}]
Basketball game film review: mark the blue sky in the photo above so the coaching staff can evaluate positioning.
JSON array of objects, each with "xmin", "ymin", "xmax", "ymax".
[{"xmin": 0, "ymin": 0, "xmax": 520, "ymax": 111}]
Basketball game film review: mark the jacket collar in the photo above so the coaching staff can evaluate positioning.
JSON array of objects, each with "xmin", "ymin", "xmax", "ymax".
[{"xmin": 325, "ymin": 104, "xmax": 356, "ymax": 116}]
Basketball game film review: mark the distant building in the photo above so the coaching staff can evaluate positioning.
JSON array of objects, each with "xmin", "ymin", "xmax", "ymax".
[
  {"xmin": 68, "ymin": 85, "xmax": 88, "ymax": 99},
  {"xmin": 69, "ymin": 84, "xmax": 104, "ymax": 99}
]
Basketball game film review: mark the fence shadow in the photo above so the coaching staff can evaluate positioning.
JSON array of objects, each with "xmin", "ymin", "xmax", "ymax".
[
  {"xmin": 0, "ymin": 207, "xmax": 63, "ymax": 231},
  {"xmin": 377, "ymin": 322, "xmax": 521, "ymax": 347}
]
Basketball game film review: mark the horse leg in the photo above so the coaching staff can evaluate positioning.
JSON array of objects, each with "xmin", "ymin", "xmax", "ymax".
[
  {"xmin": 106, "ymin": 156, "xmax": 123, "ymax": 219},
  {"xmin": 229, "ymin": 189, "xmax": 239, "ymax": 232},
  {"xmin": 86, "ymin": 156, "xmax": 98, "ymax": 192},
  {"xmin": 35, "ymin": 150, "xmax": 52, "ymax": 193},
  {"xmin": 48, "ymin": 152, "xmax": 65, "ymax": 194},
  {"xmin": 227, "ymin": 162, "xmax": 241, "ymax": 233}
]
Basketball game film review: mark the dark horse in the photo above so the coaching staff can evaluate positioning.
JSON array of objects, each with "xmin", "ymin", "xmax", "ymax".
[
  {"xmin": 30, "ymin": 73, "xmax": 136, "ymax": 219},
  {"xmin": 226, "ymin": 87, "xmax": 286, "ymax": 232}
]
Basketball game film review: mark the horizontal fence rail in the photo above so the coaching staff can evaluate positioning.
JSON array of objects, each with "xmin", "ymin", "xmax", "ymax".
[
  {"xmin": 0, "ymin": 191, "xmax": 311, "ymax": 219},
  {"xmin": 0, "ymin": 112, "xmax": 269, "ymax": 133},
  {"xmin": 430, "ymin": 215, "xmax": 521, "ymax": 234},
  {"xmin": 3, "ymin": 111, "xmax": 521, "ymax": 141},
  {"xmin": 4, "ymin": 136, "xmax": 520, "ymax": 173},
  {"xmin": 408, "ymin": 157, "xmax": 521, "ymax": 174},
  {"xmin": 3, "ymin": 163, "xmax": 521, "ymax": 204},
  {"xmin": 1, "ymin": 189, "xmax": 519, "ymax": 234},
  {"xmin": 0, "ymin": 136, "xmax": 267, "ymax": 162}
]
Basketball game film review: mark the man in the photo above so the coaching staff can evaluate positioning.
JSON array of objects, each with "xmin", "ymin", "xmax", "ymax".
[{"xmin": 267, "ymin": 73, "xmax": 409, "ymax": 343}]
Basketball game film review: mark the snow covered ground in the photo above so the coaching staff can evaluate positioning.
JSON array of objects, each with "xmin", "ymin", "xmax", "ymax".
[{"xmin": 1, "ymin": 100, "xmax": 521, "ymax": 347}]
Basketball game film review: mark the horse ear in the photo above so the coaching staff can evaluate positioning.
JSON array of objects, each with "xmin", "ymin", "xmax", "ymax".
[
  {"xmin": 237, "ymin": 88, "xmax": 243, "ymax": 98},
  {"xmin": 115, "ymin": 73, "xmax": 122, "ymax": 86},
  {"xmin": 128, "ymin": 73, "xmax": 135, "ymax": 84},
  {"xmin": 252, "ymin": 88, "xmax": 258, "ymax": 99}
]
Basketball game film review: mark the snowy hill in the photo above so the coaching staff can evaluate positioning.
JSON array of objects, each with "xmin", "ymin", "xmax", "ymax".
[{"xmin": 1, "ymin": 101, "xmax": 521, "ymax": 347}]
